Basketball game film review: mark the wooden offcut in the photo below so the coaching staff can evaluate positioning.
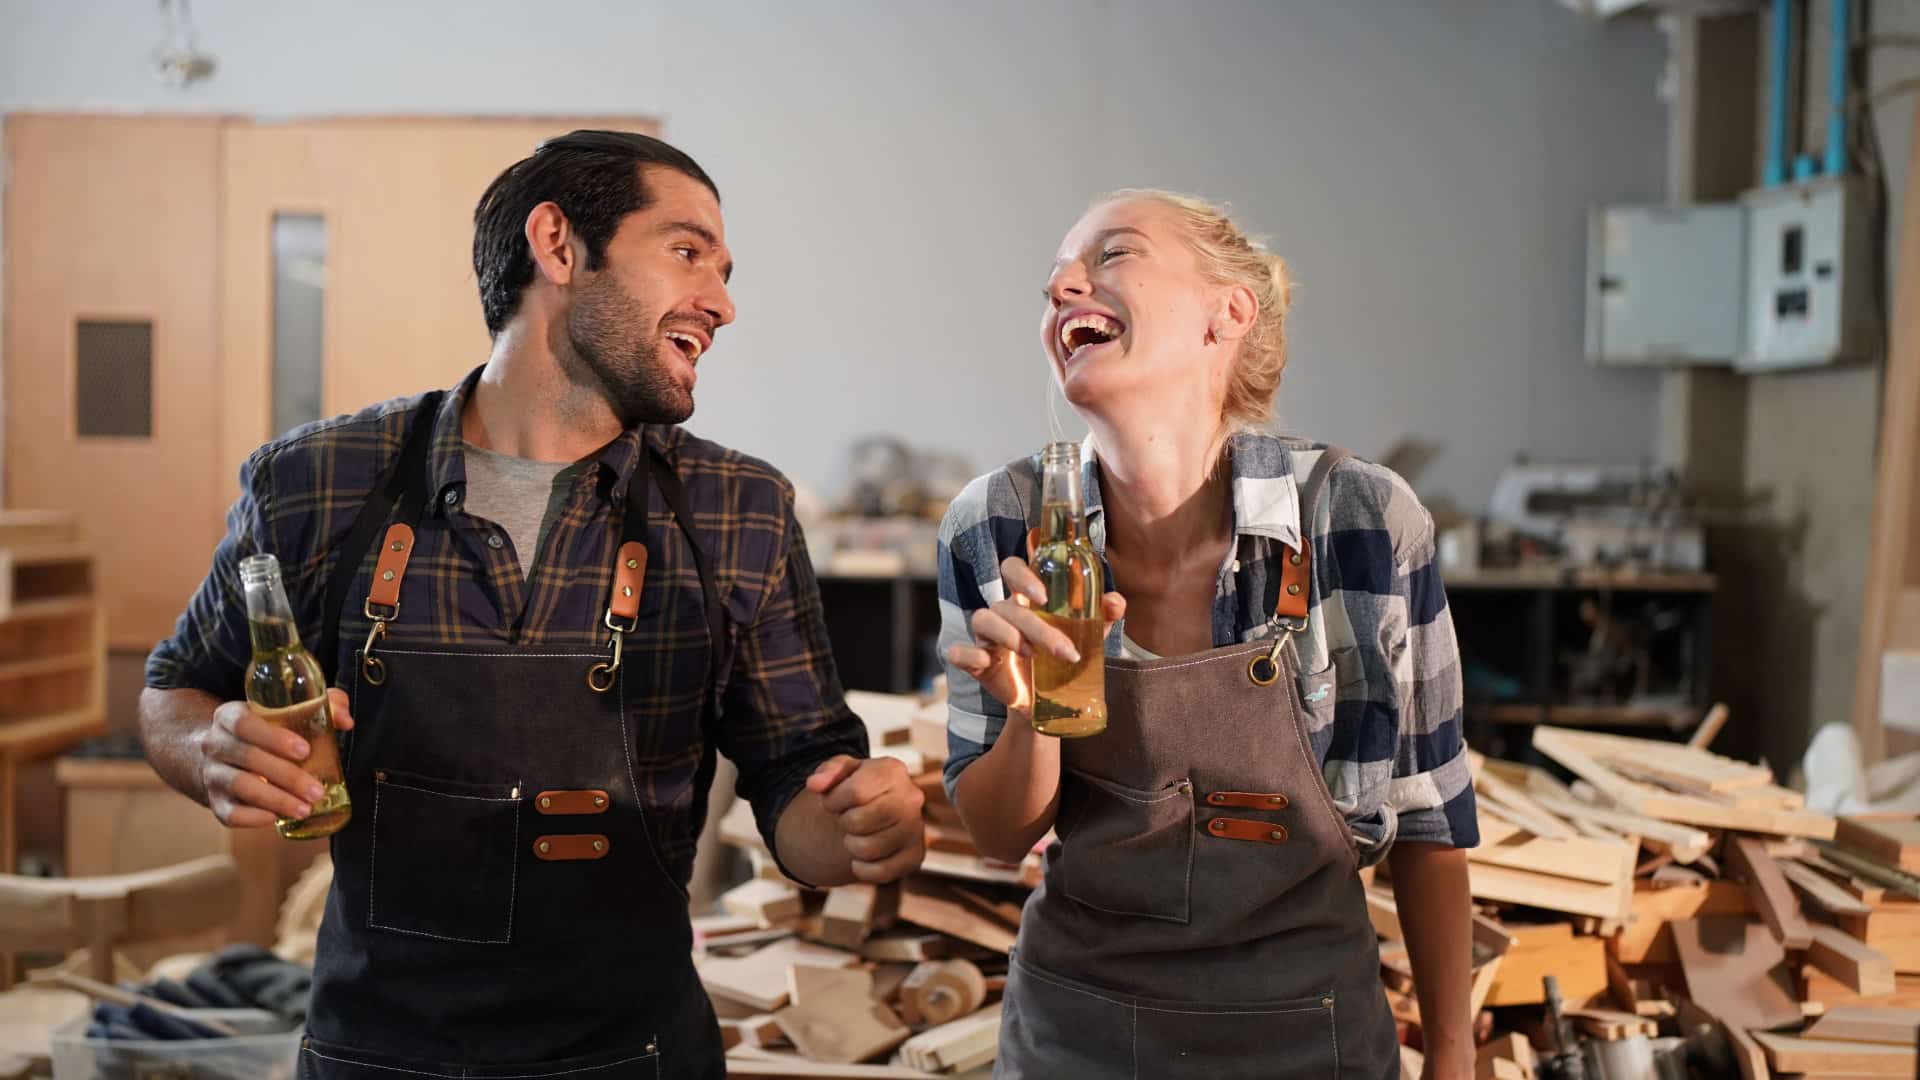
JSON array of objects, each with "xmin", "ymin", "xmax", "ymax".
[
  {"xmin": 773, "ymin": 966, "xmax": 911, "ymax": 1065},
  {"xmin": 1726, "ymin": 835, "xmax": 1814, "ymax": 949},
  {"xmin": 1803, "ymin": 1004, "xmax": 1920, "ymax": 1045}
]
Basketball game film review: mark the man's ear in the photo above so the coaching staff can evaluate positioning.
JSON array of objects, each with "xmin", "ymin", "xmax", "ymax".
[{"xmin": 525, "ymin": 201, "xmax": 578, "ymax": 287}]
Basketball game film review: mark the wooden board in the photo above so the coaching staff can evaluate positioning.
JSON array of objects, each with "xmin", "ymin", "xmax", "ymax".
[
  {"xmin": 1728, "ymin": 835, "xmax": 1814, "ymax": 949},
  {"xmin": 722, "ymin": 879, "xmax": 805, "ymax": 928},
  {"xmin": 1526, "ymin": 788, "xmax": 1713, "ymax": 864},
  {"xmin": 699, "ymin": 939, "xmax": 859, "ymax": 1012},
  {"xmin": 897, "ymin": 878, "xmax": 1016, "ymax": 954},
  {"xmin": 1567, "ymin": 1006, "xmax": 1658, "ymax": 1040},
  {"xmin": 1470, "ymin": 810, "xmax": 1636, "ymax": 887},
  {"xmin": 1840, "ymin": 908, "xmax": 1920, "ymax": 974},
  {"xmin": 1467, "ymin": 861, "xmax": 1631, "ymax": 921},
  {"xmin": 1752, "ymin": 1030, "xmax": 1916, "ymax": 1075},
  {"xmin": 1804, "ymin": 967, "xmax": 1920, "ymax": 1011},
  {"xmin": 1804, "ymin": 1005, "xmax": 1920, "ymax": 1046},
  {"xmin": 1781, "ymin": 858, "xmax": 1875, "ymax": 917},
  {"xmin": 1483, "ymin": 923, "xmax": 1607, "ymax": 1007},
  {"xmin": 773, "ymin": 967, "xmax": 911, "ymax": 1064},
  {"xmin": 1670, "ymin": 916, "xmax": 1802, "ymax": 1032},
  {"xmin": 1837, "ymin": 817, "xmax": 1920, "ymax": 875},
  {"xmin": 1533, "ymin": 726, "xmax": 1836, "ymax": 838},
  {"xmin": 897, "ymin": 1003, "xmax": 1001, "ymax": 1073},
  {"xmin": 1615, "ymin": 880, "xmax": 1753, "ymax": 965}
]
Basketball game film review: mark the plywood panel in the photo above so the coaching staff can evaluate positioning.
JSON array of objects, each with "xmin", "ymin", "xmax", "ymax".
[{"xmin": 3, "ymin": 114, "xmax": 225, "ymax": 650}]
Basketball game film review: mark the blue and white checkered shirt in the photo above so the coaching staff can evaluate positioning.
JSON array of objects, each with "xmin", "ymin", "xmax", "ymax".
[{"xmin": 936, "ymin": 432, "xmax": 1477, "ymax": 865}]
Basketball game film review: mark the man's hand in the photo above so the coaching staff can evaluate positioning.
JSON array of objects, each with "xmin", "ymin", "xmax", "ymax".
[
  {"xmin": 804, "ymin": 755, "xmax": 926, "ymax": 883},
  {"xmin": 197, "ymin": 687, "xmax": 354, "ymax": 828}
]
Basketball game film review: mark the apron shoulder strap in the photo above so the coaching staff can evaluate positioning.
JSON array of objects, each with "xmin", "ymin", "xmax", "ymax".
[{"xmin": 317, "ymin": 391, "xmax": 444, "ymax": 686}]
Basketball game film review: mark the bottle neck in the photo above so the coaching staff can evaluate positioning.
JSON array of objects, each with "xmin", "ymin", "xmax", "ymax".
[
  {"xmin": 243, "ymin": 573, "xmax": 303, "ymax": 653},
  {"xmin": 1039, "ymin": 451, "xmax": 1086, "ymax": 543}
]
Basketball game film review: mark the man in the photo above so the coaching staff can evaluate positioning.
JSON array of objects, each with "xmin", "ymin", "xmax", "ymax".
[{"xmin": 140, "ymin": 130, "xmax": 925, "ymax": 1079}]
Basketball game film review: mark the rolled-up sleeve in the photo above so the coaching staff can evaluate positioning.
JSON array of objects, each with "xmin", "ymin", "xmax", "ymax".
[
  {"xmin": 1382, "ymin": 506, "xmax": 1477, "ymax": 850},
  {"xmin": 145, "ymin": 450, "xmax": 276, "ymax": 699},
  {"xmin": 718, "ymin": 489, "xmax": 869, "ymax": 873},
  {"xmin": 936, "ymin": 474, "xmax": 1015, "ymax": 802}
]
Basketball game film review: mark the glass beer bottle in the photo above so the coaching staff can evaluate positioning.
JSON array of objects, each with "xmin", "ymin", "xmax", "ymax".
[
  {"xmin": 240, "ymin": 553, "xmax": 352, "ymax": 840},
  {"xmin": 1028, "ymin": 441, "xmax": 1108, "ymax": 737}
]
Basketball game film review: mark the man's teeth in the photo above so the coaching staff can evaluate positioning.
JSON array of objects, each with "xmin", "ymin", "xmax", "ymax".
[
  {"xmin": 665, "ymin": 332, "xmax": 703, "ymax": 361},
  {"xmin": 1059, "ymin": 313, "xmax": 1123, "ymax": 354}
]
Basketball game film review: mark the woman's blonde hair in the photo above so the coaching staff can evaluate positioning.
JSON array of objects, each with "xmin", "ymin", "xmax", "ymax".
[{"xmin": 1098, "ymin": 189, "xmax": 1292, "ymax": 431}]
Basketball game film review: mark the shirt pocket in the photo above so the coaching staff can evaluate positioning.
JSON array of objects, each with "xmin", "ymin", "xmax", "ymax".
[
  {"xmin": 1057, "ymin": 767, "xmax": 1195, "ymax": 924},
  {"xmin": 367, "ymin": 769, "xmax": 520, "ymax": 944},
  {"xmin": 1294, "ymin": 659, "xmax": 1338, "ymax": 736}
]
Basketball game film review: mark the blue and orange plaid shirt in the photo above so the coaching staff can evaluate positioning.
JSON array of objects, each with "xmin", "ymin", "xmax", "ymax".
[{"xmin": 147, "ymin": 365, "xmax": 868, "ymax": 886}]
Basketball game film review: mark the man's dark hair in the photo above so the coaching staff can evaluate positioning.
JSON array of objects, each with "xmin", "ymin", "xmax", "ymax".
[{"xmin": 472, "ymin": 129, "xmax": 719, "ymax": 336}]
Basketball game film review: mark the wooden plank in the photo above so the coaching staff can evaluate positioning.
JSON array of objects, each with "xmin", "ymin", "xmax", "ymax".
[
  {"xmin": 1467, "ymin": 861, "xmax": 1630, "ymax": 920},
  {"xmin": 1811, "ymin": 925, "xmax": 1899, "ymax": 998},
  {"xmin": 1837, "ymin": 817, "xmax": 1920, "ymax": 875},
  {"xmin": 1781, "ymin": 858, "xmax": 1875, "ymax": 917},
  {"xmin": 1804, "ymin": 1005, "xmax": 1920, "ymax": 1046},
  {"xmin": 819, "ymin": 884, "xmax": 895, "ymax": 950},
  {"xmin": 1470, "ymin": 811, "xmax": 1636, "ymax": 886},
  {"xmin": 897, "ymin": 1003, "xmax": 1001, "ymax": 1072},
  {"xmin": 858, "ymin": 931, "xmax": 948, "ymax": 963},
  {"xmin": 1469, "ymin": 752, "xmax": 1575, "ymax": 838},
  {"xmin": 1670, "ymin": 916, "xmax": 1802, "ymax": 1032},
  {"xmin": 897, "ymin": 878, "xmax": 1016, "ymax": 954},
  {"xmin": 1752, "ymin": 1031, "xmax": 1916, "ymax": 1075},
  {"xmin": 1533, "ymin": 726, "xmax": 1836, "ymax": 838},
  {"xmin": 1527, "ymin": 788, "xmax": 1713, "ymax": 863},
  {"xmin": 1687, "ymin": 702, "xmax": 1730, "ymax": 750},
  {"xmin": 1727, "ymin": 835, "xmax": 1814, "ymax": 950}
]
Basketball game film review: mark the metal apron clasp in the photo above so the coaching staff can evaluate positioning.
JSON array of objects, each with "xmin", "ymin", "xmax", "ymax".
[
  {"xmin": 361, "ymin": 599, "xmax": 396, "ymax": 685},
  {"xmin": 588, "ymin": 606, "xmax": 638, "ymax": 693},
  {"xmin": 1248, "ymin": 615, "xmax": 1307, "ymax": 686}
]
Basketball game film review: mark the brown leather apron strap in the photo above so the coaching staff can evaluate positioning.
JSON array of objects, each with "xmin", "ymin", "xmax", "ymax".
[{"xmin": 1272, "ymin": 447, "xmax": 1351, "ymax": 625}]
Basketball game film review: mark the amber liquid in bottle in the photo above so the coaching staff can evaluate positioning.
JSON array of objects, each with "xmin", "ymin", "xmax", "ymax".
[
  {"xmin": 1029, "ymin": 443, "xmax": 1107, "ymax": 737},
  {"xmin": 241, "ymin": 555, "xmax": 351, "ymax": 840}
]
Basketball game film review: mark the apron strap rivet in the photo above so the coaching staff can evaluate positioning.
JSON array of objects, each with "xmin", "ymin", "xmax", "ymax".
[
  {"xmin": 1269, "ymin": 830, "xmax": 1286, "ymax": 841},
  {"xmin": 538, "ymin": 841, "xmax": 551, "ymax": 854},
  {"xmin": 1209, "ymin": 819, "xmax": 1226, "ymax": 832},
  {"xmin": 539, "ymin": 796, "xmax": 551, "ymax": 809},
  {"xmin": 593, "ymin": 839, "xmax": 605, "ymax": 852},
  {"xmin": 594, "ymin": 795, "xmax": 607, "ymax": 807},
  {"xmin": 1321, "ymin": 996, "xmax": 1334, "ymax": 1008}
]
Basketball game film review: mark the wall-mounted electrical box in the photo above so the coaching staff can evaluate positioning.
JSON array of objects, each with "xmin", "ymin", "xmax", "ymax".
[
  {"xmin": 1586, "ymin": 203, "xmax": 1746, "ymax": 366},
  {"xmin": 1737, "ymin": 176, "xmax": 1875, "ymax": 371}
]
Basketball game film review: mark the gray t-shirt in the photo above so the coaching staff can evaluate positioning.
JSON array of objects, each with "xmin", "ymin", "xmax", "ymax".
[{"xmin": 460, "ymin": 442, "xmax": 583, "ymax": 580}]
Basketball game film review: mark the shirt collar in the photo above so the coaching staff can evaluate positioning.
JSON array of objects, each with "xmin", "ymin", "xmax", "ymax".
[
  {"xmin": 1082, "ymin": 430, "xmax": 1303, "ymax": 553},
  {"xmin": 429, "ymin": 364, "xmax": 650, "ymax": 515}
]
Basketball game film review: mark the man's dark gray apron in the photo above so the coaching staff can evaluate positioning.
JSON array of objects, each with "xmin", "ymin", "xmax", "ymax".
[
  {"xmin": 997, "ymin": 446, "xmax": 1399, "ymax": 1079},
  {"xmin": 300, "ymin": 393, "xmax": 728, "ymax": 1079}
]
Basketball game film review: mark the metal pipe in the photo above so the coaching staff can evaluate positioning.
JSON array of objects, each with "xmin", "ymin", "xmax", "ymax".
[
  {"xmin": 1765, "ymin": 0, "xmax": 1793, "ymax": 187},
  {"xmin": 1826, "ymin": 0, "xmax": 1850, "ymax": 177}
]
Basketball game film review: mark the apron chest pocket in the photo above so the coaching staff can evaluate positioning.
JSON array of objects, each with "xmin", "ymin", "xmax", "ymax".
[
  {"xmin": 367, "ymin": 770, "xmax": 521, "ymax": 944},
  {"xmin": 1057, "ymin": 768, "xmax": 1194, "ymax": 924}
]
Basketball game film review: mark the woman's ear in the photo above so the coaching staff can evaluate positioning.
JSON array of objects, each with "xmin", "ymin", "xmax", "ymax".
[{"xmin": 1210, "ymin": 283, "xmax": 1259, "ymax": 346}]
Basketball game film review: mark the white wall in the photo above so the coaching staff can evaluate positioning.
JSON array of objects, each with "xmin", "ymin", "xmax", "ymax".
[{"xmin": 0, "ymin": 0, "xmax": 1668, "ymax": 509}]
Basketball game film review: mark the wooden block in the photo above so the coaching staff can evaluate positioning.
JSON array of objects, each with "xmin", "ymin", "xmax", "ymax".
[
  {"xmin": 720, "ymin": 1013, "xmax": 789, "ymax": 1049},
  {"xmin": 723, "ymin": 879, "xmax": 804, "ymax": 928},
  {"xmin": 1804, "ymin": 1005, "xmax": 1920, "ymax": 1045},
  {"xmin": 1483, "ymin": 925, "xmax": 1607, "ymax": 1007},
  {"xmin": 909, "ymin": 708, "xmax": 948, "ymax": 765},
  {"xmin": 1783, "ymin": 858, "xmax": 1876, "ymax": 917},
  {"xmin": 844, "ymin": 690, "xmax": 919, "ymax": 749},
  {"xmin": 1727, "ymin": 834, "xmax": 1814, "ymax": 949},
  {"xmin": 868, "ymin": 962, "xmax": 914, "ymax": 1005},
  {"xmin": 1840, "ymin": 908, "xmax": 1920, "ymax": 974},
  {"xmin": 1471, "ymin": 810, "xmax": 1636, "ymax": 886},
  {"xmin": 1752, "ymin": 1030, "xmax": 1917, "ymax": 1075},
  {"xmin": 789, "ymin": 964, "xmax": 870, "ymax": 1008},
  {"xmin": 858, "ymin": 931, "xmax": 948, "ymax": 963},
  {"xmin": 947, "ymin": 883, "xmax": 1023, "ymax": 928},
  {"xmin": 1567, "ymin": 1006, "xmax": 1657, "ymax": 1040},
  {"xmin": 1670, "ymin": 916, "xmax": 1802, "ymax": 1032},
  {"xmin": 896, "ymin": 959, "xmax": 987, "ymax": 1027},
  {"xmin": 897, "ymin": 1003, "xmax": 1001, "ymax": 1072},
  {"xmin": 693, "ymin": 912, "xmax": 764, "ymax": 943},
  {"xmin": 700, "ymin": 938, "xmax": 859, "ymax": 1012},
  {"xmin": 1473, "ymin": 1032, "xmax": 1536, "ymax": 1080},
  {"xmin": 1812, "ymin": 924, "xmax": 1899, "ymax": 997},
  {"xmin": 897, "ymin": 877, "xmax": 1016, "ymax": 954},
  {"xmin": 820, "ymin": 884, "xmax": 896, "ymax": 950},
  {"xmin": 1527, "ymin": 788, "xmax": 1713, "ymax": 864},
  {"xmin": 773, "ymin": 969, "xmax": 913, "ymax": 1065},
  {"xmin": 1838, "ymin": 817, "xmax": 1920, "ymax": 874}
]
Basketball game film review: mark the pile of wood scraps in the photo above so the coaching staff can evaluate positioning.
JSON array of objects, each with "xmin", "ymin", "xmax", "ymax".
[{"xmin": 701, "ymin": 686, "xmax": 1029, "ymax": 1077}]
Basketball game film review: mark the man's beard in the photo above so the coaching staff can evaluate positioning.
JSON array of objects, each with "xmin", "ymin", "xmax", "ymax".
[{"xmin": 559, "ymin": 272, "xmax": 694, "ymax": 427}]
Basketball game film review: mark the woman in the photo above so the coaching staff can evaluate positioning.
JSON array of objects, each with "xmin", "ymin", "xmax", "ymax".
[{"xmin": 937, "ymin": 190, "xmax": 1477, "ymax": 1079}]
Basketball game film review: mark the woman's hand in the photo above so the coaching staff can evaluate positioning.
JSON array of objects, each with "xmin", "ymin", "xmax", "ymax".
[{"xmin": 946, "ymin": 556, "xmax": 1125, "ymax": 715}]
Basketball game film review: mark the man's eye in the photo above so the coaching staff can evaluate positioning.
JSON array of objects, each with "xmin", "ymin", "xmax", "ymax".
[{"xmin": 674, "ymin": 246, "xmax": 697, "ymax": 261}]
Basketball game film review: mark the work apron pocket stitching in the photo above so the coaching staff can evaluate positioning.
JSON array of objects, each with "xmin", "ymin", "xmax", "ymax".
[{"xmin": 367, "ymin": 770, "xmax": 520, "ymax": 945}]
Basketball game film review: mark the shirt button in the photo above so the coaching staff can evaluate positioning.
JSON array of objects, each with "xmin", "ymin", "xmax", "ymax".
[
  {"xmin": 487, "ymin": 534, "xmax": 504, "ymax": 549},
  {"xmin": 1231, "ymin": 559, "xmax": 1242, "ymax": 572},
  {"xmin": 443, "ymin": 491, "xmax": 458, "ymax": 506}
]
